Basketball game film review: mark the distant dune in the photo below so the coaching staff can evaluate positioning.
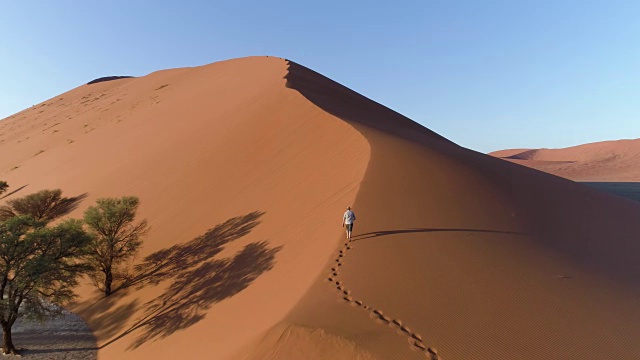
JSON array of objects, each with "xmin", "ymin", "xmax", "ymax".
[
  {"xmin": 490, "ymin": 139, "xmax": 640, "ymax": 181},
  {"xmin": 2, "ymin": 57, "xmax": 640, "ymax": 360}
]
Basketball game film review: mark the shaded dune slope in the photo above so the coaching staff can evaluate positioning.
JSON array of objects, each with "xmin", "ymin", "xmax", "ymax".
[
  {"xmin": 87, "ymin": 76, "xmax": 135, "ymax": 85},
  {"xmin": 1, "ymin": 57, "xmax": 639, "ymax": 360},
  {"xmin": 490, "ymin": 139, "xmax": 640, "ymax": 181}
]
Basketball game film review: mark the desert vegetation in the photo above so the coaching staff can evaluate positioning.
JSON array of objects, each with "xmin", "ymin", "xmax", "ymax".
[
  {"xmin": 0, "ymin": 190, "xmax": 92, "ymax": 355},
  {"xmin": 84, "ymin": 196, "xmax": 148, "ymax": 296},
  {"xmin": 0, "ymin": 190, "xmax": 147, "ymax": 354}
]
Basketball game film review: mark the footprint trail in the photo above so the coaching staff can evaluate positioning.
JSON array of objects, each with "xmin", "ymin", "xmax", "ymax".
[{"xmin": 326, "ymin": 238, "xmax": 443, "ymax": 360}]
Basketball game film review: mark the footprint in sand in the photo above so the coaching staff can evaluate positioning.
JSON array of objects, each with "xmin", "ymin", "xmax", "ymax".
[
  {"xmin": 427, "ymin": 348, "xmax": 440, "ymax": 360},
  {"xmin": 372, "ymin": 310, "xmax": 391, "ymax": 323}
]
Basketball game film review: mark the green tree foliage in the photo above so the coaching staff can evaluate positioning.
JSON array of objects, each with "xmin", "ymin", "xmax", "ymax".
[
  {"xmin": 84, "ymin": 197, "xmax": 148, "ymax": 296},
  {"xmin": 0, "ymin": 182, "xmax": 7, "ymax": 197},
  {"xmin": 0, "ymin": 216, "xmax": 92, "ymax": 355},
  {"xmin": 0, "ymin": 189, "xmax": 87, "ymax": 222}
]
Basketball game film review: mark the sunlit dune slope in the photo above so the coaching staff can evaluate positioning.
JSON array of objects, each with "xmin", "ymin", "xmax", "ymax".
[
  {"xmin": 0, "ymin": 56, "xmax": 371, "ymax": 359},
  {"xmin": 1, "ymin": 57, "xmax": 640, "ymax": 360}
]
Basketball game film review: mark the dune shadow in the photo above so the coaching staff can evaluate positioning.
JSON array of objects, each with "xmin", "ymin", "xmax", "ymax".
[
  {"xmin": 22, "ymin": 347, "xmax": 98, "ymax": 356},
  {"xmin": 100, "ymin": 211, "xmax": 282, "ymax": 350},
  {"xmin": 72, "ymin": 290, "xmax": 139, "ymax": 342},
  {"xmin": 87, "ymin": 76, "xmax": 134, "ymax": 85},
  {"xmin": 501, "ymin": 149, "xmax": 579, "ymax": 162},
  {"xmin": 353, "ymin": 228, "xmax": 525, "ymax": 241},
  {"xmin": 283, "ymin": 60, "xmax": 452, "ymax": 145},
  {"xmin": 2, "ymin": 307, "xmax": 99, "ymax": 358},
  {"xmin": 23, "ymin": 346, "xmax": 98, "ymax": 353}
]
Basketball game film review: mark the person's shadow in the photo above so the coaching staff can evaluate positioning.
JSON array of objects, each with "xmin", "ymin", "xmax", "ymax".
[{"xmin": 351, "ymin": 228, "xmax": 524, "ymax": 241}]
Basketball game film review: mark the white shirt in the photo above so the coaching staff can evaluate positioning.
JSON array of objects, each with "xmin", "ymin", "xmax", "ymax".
[{"xmin": 343, "ymin": 210, "xmax": 356, "ymax": 224}]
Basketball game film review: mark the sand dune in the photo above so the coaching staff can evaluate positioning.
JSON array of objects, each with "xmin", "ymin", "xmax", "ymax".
[
  {"xmin": 1, "ymin": 57, "xmax": 640, "ymax": 360},
  {"xmin": 490, "ymin": 139, "xmax": 640, "ymax": 181}
]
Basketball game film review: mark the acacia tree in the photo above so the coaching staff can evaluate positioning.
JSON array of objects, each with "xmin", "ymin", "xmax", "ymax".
[
  {"xmin": 0, "ymin": 189, "xmax": 87, "ymax": 222},
  {"xmin": 84, "ymin": 196, "xmax": 148, "ymax": 296},
  {"xmin": 0, "ymin": 182, "xmax": 7, "ymax": 197},
  {"xmin": 0, "ymin": 216, "xmax": 92, "ymax": 355}
]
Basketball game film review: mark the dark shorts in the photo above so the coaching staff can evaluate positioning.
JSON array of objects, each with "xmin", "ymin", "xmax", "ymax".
[{"xmin": 346, "ymin": 223, "xmax": 353, "ymax": 231}]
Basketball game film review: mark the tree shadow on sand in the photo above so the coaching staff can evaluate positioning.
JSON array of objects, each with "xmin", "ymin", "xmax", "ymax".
[
  {"xmin": 102, "ymin": 211, "xmax": 282, "ymax": 350},
  {"xmin": 0, "ymin": 184, "xmax": 29, "ymax": 200}
]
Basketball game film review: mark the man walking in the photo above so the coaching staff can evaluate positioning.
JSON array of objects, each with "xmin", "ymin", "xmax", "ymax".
[{"xmin": 342, "ymin": 207, "xmax": 356, "ymax": 241}]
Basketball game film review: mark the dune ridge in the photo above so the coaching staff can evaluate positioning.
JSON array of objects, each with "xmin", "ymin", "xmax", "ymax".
[{"xmin": 1, "ymin": 57, "xmax": 639, "ymax": 360}]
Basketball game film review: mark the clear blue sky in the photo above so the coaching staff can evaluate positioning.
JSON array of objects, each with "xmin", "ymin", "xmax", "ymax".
[{"xmin": 1, "ymin": 1, "xmax": 638, "ymax": 152}]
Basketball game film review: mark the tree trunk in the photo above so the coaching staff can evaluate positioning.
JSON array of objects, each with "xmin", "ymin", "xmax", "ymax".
[
  {"xmin": 1, "ymin": 322, "xmax": 17, "ymax": 355},
  {"xmin": 105, "ymin": 270, "xmax": 113, "ymax": 296}
]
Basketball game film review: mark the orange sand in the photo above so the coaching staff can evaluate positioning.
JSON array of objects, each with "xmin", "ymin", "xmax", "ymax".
[
  {"xmin": 490, "ymin": 139, "xmax": 640, "ymax": 181},
  {"xmin": 1, "ymin": 57, "xmax": 639, "ymax": 360}
]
